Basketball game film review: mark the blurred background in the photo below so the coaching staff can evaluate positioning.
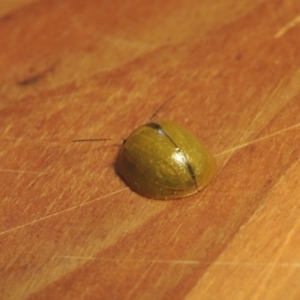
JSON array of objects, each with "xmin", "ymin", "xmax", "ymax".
[{"xmin": 1, "ymin": 1, "xmax": 300, "ymax": 299}]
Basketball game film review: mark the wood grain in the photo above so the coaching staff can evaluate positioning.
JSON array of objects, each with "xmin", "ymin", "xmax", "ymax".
[{"xmin": 1, "ymin": 0, "xmax": 300, "ymax": 299}]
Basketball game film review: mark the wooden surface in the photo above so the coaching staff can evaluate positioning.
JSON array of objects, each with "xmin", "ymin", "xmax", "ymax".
[{"xmin": 1, "ymin": 0, "xmax": 300, "ymax": 299}]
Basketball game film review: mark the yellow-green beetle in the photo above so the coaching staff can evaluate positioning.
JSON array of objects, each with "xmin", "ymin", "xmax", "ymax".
[{"xmin": 115, "ymin": 121, "xmax": 216, "ymax": 199}]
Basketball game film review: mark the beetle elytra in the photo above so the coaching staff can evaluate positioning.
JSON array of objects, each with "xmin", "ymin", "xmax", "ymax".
[{"xmin": 115, "ymin": 121, "xmax": 216, "ymax": 200}]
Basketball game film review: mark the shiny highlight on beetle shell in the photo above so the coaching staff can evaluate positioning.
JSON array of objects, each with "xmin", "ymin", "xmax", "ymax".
[{"xmin": 115, "ymin": 121, "xmax": 216, "ymax": 200}]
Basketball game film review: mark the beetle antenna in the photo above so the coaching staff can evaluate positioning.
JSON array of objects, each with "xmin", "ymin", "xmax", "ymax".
[
  {"xmin": 72, "ymin": 138, "xmax": 111, "ymax": 142},
  {"xmin": 72, "ymin": 138, "xmax": 124, "ymax": 142},
  {"xmin": 150, "ymin": 94, "xmax": 176, "ymax": 121}
]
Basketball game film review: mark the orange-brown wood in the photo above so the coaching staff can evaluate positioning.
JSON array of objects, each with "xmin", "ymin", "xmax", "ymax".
[{"xmin": 1, "ymin": 0, "xmax": 300, "ymax": 299}]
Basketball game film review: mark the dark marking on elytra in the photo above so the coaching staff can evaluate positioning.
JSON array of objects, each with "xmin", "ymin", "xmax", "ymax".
[{"xmin": 146, "ymin": 122, "xmax": 198, "ymax": 189}]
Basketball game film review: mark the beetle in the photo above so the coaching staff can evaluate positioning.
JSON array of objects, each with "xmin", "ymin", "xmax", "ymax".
[{"xmin": 115, "ymin": 121, "xmax": 216, "ymax": 199}]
